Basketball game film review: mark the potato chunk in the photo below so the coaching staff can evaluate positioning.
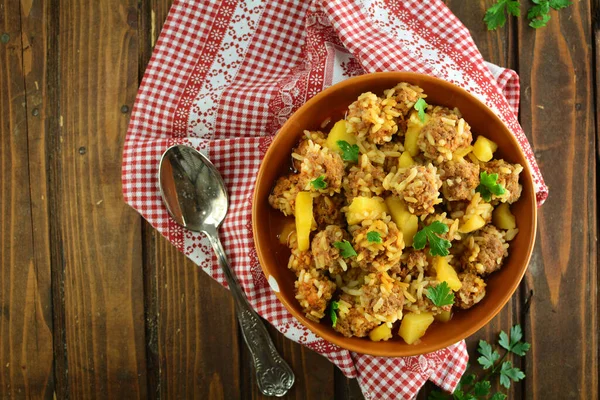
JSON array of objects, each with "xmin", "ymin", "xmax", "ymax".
[
  {"xmin": 493, "ymin": 203, "xmax": 516, "ymax": 230},
  {"xmin": 399, "ymin": 312, "xmax": 434, "ymax": 345},
  {"xmin": 404, "ymin": 112, "xmax": 429, "ymax": 156},
  {"xmin": 369, "ymin": 324, "xmax": 393, "ymax": 342},
  {"xmin": 459, "ymin": 214, "xmax": 486, "ymax": 233},
  {"xmin": 385, "ymin": 196, "xmax": 418, "ymax": 246},
  {"xmin": 346, "ymin": 196, "xmax": 389, "ymax": 225},
  {"xmin": 472, "ymin": 136, "xmax": 498, "ymax": 162},
  {"xmin": 453, "ymin": 145, "xmax": 473, "ymax": 159},
  {"xmin": 295, "ymin": 192, "xmax": 314, "ymax": 251},
  {"xmin": 278, "ymin": 220, "xmax": 296, "ymax": 245},
  {"xmin": 398, "ymin": 151, "xmax": 415, "ymax": 168},
  {"xmin": 326, "ymin": 119, "xmax": 357, "ymax": 154},
  {"xmin": 435, "ymin": 309, "xmax": 452, "ymax": 323},
  {"xmin": 434, "ymin": 256, "xmax": 462, "ymax": 291}
]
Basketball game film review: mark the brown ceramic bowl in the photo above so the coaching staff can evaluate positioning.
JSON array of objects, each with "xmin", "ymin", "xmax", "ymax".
[{"xmin": 252, "ymin": 72, "xmax": 537, "ymax": 357}]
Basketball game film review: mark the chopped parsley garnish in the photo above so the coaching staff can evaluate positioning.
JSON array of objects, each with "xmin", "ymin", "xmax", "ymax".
[
  {"xmin": 425, "ymin": 281, "xmax": 454, "ymax": 307},
  {"xmin": 337, "ymin": 140, "xmax": 359, "ymax": 162},
  {"xmin": 483, "ymin": 0, "xmax": 520, "ymax": 30},
  {"xmin": 366, "ymin": 231, "xmax": 382, "ymax": 244},
  {"xmin": 329, "ymin": 301, "xmax": 339, "ymax": 327},
  {"xmin": 413, "ymin": 221, "xmax": 452, "ymax": 257},
  {"xmin": 476, "ymin": 171, "xmax": 506, "ymax": 202},
  {"xmin": 333, "ymin": 240, "xmax": 357, "ymax": 258},
  {"xmin": 413, "ymin": 98, "xmax": 428, "ymax": 123},
  {"xmin": 484, "ymin": 0, "xmax": 572, "ymax": 31},
  {"xmin": 310, "ymin": 175, "xmax": 327, "ymax": 190}
]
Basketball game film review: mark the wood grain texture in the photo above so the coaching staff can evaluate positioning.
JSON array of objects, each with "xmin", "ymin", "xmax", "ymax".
[
  {"xmin": 517, "ymin": 0, "xmax": 598, "ymax": 398},
  {"xmin": 52, "ymin": 0, "xmax": 148, "ymax": 397},
  {"xmin": 0, "ymin": 0, "xmax": 54, "ymax": 397}
]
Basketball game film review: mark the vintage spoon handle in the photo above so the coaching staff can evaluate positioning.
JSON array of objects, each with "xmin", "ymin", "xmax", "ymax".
[{"xmin": 206, "ymin": 230, "xmax": 295, "ymax": 397}]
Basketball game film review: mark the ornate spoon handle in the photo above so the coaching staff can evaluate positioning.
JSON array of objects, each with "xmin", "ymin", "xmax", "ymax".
[{"xmin": 206, "ymin": 230, "xmax": 295, "ymax": 397}]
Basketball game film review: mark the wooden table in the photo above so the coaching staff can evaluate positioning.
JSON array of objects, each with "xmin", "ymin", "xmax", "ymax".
[{"xmin": 1, "ymin": 0, "xmax": 597, "ymax": 398}]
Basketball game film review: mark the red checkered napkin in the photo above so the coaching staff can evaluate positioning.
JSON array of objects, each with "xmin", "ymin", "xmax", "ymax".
[{"xmin": 122, "ymin": 1, "xmax": 547, "ymax": 398}]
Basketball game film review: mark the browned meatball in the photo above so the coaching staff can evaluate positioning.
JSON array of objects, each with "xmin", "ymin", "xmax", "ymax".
[
  {"xmin": 295, "ymin": 268, "xmax": 337, "ymax": 322},
  {"xmin": 382, "ymin": 82, "xmax": 426, "ymax": 117},
  {"xmin": 351, "ymin": 218, "xmax": 404, "ymax": 273},
  {"xmin": 268, "ymin": 173, "xmax": 300, "ymax": 216},
  {"xmin": 438, "ymin": 159, "xmax": 480, "ymax": 201},
  {"xmin": 343, "ymin": 154, "xmax": 387, "ymax": 202},
  {"xmin": 461, "ymin": 226, "xmax": 508, "ymax": 275},
  {"xmin": 313, "ymin": 194, "xmax": 346, "ymax": 229},
  {"xmin": 482, "ymin": 159, "xmax": 523, "ymax": 203},
  {"xmin": 311, "ymin": 225, "xmax": 350, "ymax": 274},
  {"xmin": 287, "ymin": 232, "xmax": 314, "ymax": 275},
  {"xmin": 418, "ymin": 115, "xmax": 472, "ymax": 162},
  {"xmin": 455, "ymin": 272, "xmax": 486, "ymax": 309},
  {"xmin": 292, "ymin": 130, "xmax": 326, "ymax": 171},
  {"xmin": 334, "ymin": 307, "xmax": 379, "ymax": 338},
  {"xmin": 383, "ymin": 164, "xmax": 442, "ymax": 216},
  {"xmin": 346, "ymin": 92, "xmax": 399, "ymax": 144},
  {"xmin": 298, "ymin": 140, "xmax": 345, "ymax": 195}
]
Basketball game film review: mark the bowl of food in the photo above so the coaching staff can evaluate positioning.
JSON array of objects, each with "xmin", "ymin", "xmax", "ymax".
[{"xmin": 252, "ymin": 72, "xmax": 536, "ymax": 356}]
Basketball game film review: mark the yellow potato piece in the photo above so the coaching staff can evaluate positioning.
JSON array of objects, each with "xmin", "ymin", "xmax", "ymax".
[
  {"xmin": 435, "ymin": 310, "xmax": 452, "ymax": 323},
  {"xmin": 434, "ymin": 256, "xmax": 462, "ymax": 291},
  {"xmin": 459, "ymin": 214, "xmax": 486, "ymax": 233},
  {"xmin": 472, "ymin": 136, "xmax": 498, "ymax": 162},
  {"xmin": 398, "ymin": 151, "xmax": 415, "ymax": 168},
  {"xmin": 453, "ymin": 145, "xmax": 473, "ymax": 159},
  {"xmin": 493, "ymin": 203, "xmax": 516, "ymax": 230},
  {"xmin": 399, "ymin": 312, "xmax": 434, "ymax": 345},
  {"xmin": 278, "ymin": 220, "xmax": 296, "ymax": 245},
  {"xmin": 385, "ymin": 196, "xmax": 418, "ymax": 247},
  {"xmin": 404, "ymin": 112, "xmax": 429, "ymax": 157},
  {"xmin": 369, "ymin": 324, "xmax": 393, "ymax": 342},
  {"xmin": 346, "ymin": 196, "xmax": 389, "ymax": 225},
  {"xmin": 295, "ymin": 192, "xmax": 313, "ymax": 251},
  {"xmin": 326, "ymin": 119, "xmax": 357, "ymax": 154}
]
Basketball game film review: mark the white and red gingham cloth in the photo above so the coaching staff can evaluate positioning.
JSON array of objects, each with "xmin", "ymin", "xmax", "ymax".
[{"xmin": 122, "ymin": 1, "xmax": 548, "ymax": 398}]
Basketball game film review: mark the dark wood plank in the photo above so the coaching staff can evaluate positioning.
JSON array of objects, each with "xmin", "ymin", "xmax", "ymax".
[
  {"xmin": 51, "ymin": 0, "xmax": 148, "ymax": 397},
  {"xmin": 0, "ymin": 0, "xmax": 55, "ymax": 397},
  {"xmin": 517, "ymin": 1, "xmax": 598, "ymax": 398}
]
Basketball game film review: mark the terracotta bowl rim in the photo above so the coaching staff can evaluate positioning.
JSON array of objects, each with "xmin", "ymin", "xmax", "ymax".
[{"xmin": 252, "ymin": 71, "xmax": 537, "ymax": 356}]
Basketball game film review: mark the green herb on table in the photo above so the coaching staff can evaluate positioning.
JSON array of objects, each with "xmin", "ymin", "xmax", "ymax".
[
  {"xmin": 428, "ymin": 324, "xmax": 530, "ymax": 399},
  {"xmin": 484, "ymin": 0, "xmax": 572, "ymax": 30},
  {"xmin": 413, "ymin": 221, "xmax": 452, "ymax": 257},
  {"xmin": 366, "ymin": 231, "xmax": 382, "ymax": 244},
  {"xmin": 310, "ymin": 175, "xmax": 327, "ymax": 190},
  {"xmin": 329, "ymin": 301, "xmax": 340, "ymax": 327},
  {"xmin": 425, "ymin": 281, "xmax": 454, "ymax": 307},
  {"xmin": 414, "ymin": 98, "xmax": 428, "ymax": 123},
  {"xmin": 337, "ymin": 140, "xmax": 360, "ymax": 162},
  {"xmin": 476, "ymin": 171, "xmax": 506, "ymax": 202},
  {"xmin": 334, "ymin": 240, "xmax": 357, "ymax": 258}
]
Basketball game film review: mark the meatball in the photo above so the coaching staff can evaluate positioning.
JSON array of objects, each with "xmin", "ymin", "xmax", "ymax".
[
  {"xmin": 383, "ymin": 164, "xmax": 442, "ymax": 216},
  {"xmin": 455, "ymin": 272, "xmax": 486, "ymax": 309},
  {"xmin": 295, "ymin": 268, "xmax": 337, "ymax": 322},
  {"xmin": 292, "ymin": 130, "xmax": 327, "ymax": 171},
  {"xmin": 297, "ymin": 140, "xmax": 345, "ymax": 195},
  {"xmin": 482, "ymin": 159, "xmax": 523, "ymax": 203},
  {"xmin": 462, "ymin": 226, "xmax": 508, "ymax": 275},
  {"xmin": 382, "ymin": 82, "xmax": 426, "ymax": 117},
  {"xmin": 287, "ymin": 232, "xmax": 314, "ymax": 275},
  {"xmin": 313, "ymin": 194, "xmax": 346, "ymax": 229},
  {"xmin": 380, "ymin": 141, "xmax": 405, "ymax": 172},
  {"xmin": 311, "ymin": 225, "xmax": 350, "ymax": 274},
  {"xmin": 268, "ymin": 173, "xmax": 300, "ymax": 216},
  {"xmin": 360, "ymin": 272, "xmax": 405, "ymax": 320},
  {"xmin": 346, "ymin": 92, "xmax": 399, "ymax": 144},
  {"xmin": 351, "ymin": 218, "xmax": 404, "ymax": 273},
  {"xmin": 342, "ymin": 154, "xmax": 387, "ymax": 202},
  {"xmin": 438, "ymin": 159, "xmax": 480, "ymax": 201},
  {"xmin": 334, "ymin": 305, "xmax": 379, "ymax": 338},
  {"xmin": 418, "ymin": 114, "xmax": 472, "ymax": 162}
]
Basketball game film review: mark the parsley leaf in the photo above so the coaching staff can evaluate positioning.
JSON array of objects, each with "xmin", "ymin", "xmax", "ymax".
[
  {"xmin": 310, "ymin": 175, "xmax": 327, "ymax": 190},
  {"xmin": 511, "ymin": 341, "xmax": 531, "ymax": 356},
  {"xmin": 499, "ymin": 361, "xmax": 525, "ymax": 388},
  {"xmin": 476, "ymin": 171, "xmax": 506, "ymax": 202},
  {"xmin": 490, "ymin": 393, "xmax": 507, "ymax": 400},
  {"xmin": 329, "ymin": 301, "xmax": 339, "ymax": 327},
  {"xmin": 484, "ymin": 0, "xmax": 520, "ymax": 30},
  {"xmin": 413, "ymin": 221, "xmax": 452, "ymax": 257},
  {"xmin": 366, "ymin": 231, "xmax": 382, "ymax": 243},
  {"xmin": 425, "ymin": 282, "xmax": 454, "ymax": 307},
  {"xmin": 459, "ymin": 373, "xmax": 476, "ymax": 388},
  {"xmin": 473, "ymin": 381, "xmax": 491, "ymax": 396},
  {"xmin": 549, "ymin": 0, "xmax": 572, "ymax": 10},
  {"xmin": 529, "ymin": 10, "xmax": 551, "ymax": 28},
  {"xmin": 414, "ymin": 98, "xmax": 428, "ymax": 123},
  {"xmin": 477, "ymin": 340, "xmax": 500, "ymax": 370},
  {"xmin": 337, "ymin": 140, "xmax": 359, "ymax": 162},
  {"xmin": 333, "ymin": 240, "xmax": 357, "ymax": 258},
  {"xmin": 499, "ymin": 325, "xmax": 531, "ymax": 356}
]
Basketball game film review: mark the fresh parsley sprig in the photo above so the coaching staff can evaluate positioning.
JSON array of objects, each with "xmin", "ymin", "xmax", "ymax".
[
  {"xmin": 484, "ymin": 0, "xmax": 572, "ymax": 30},
  {"xmin": 414, "ymin": 98, "xmax": 428, "ymax": 123},
  {"xmin": 329, "ymin": 300, "xmax": 340, "ymax": 327},
  {"xmin": 426, "ymin": 281, "xmax": 454, "ymax": 307},
  {"xmin": 333, "ymin": 240, "xmax": 357, "ymax": 257},
  {"xmin": 310, "ymin": 175, "xmax": 327, "ymax": 190},
  {"xmin": 337, "ymin": 140, "xmax": 359, "ymax": 162},
  {"xmin": 413, "ymin": 221, "xmax": 452, "ymax": 257},
  {"xmin": 428, "ymin": 325, "xmax": 530, "ymax": 400},
  {"xmin": 366, "ymin": 231, "xmax": 382, "ymax": 244},
  {"xmin": 476, "ymin": 171, "xmax": 506, "ymax": 202},
  {"xmin": 528, "ymin": 0, "xmax": 572, "ymax": 28}
]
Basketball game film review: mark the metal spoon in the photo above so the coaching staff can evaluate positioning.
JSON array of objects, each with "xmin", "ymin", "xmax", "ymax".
[{"xmin": 158, "ymin": 144, "xmax": 295, "ymax": 397}]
